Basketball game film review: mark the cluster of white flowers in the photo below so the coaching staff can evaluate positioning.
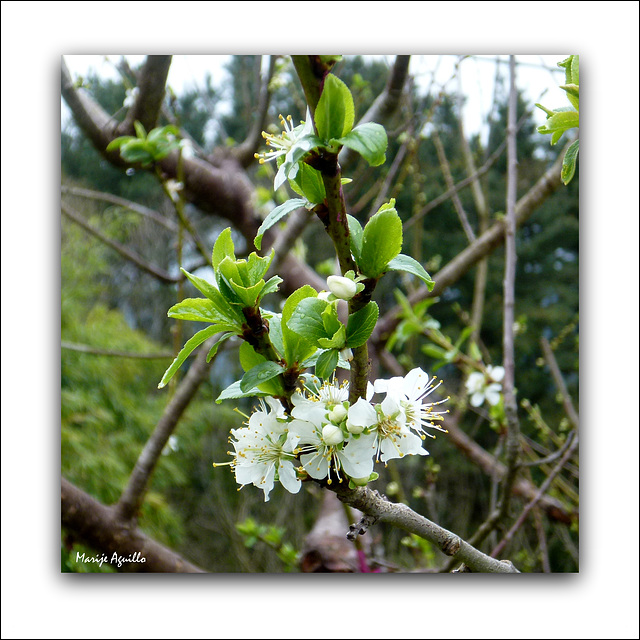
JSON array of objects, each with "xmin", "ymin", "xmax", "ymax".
[{"xmin": 215, "ymin": 368, "xmax": 448, "ymax": 501}]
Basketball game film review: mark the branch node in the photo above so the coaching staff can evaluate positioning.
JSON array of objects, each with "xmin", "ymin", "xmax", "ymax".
[
  {"xmin": 346, "ymin": 513, "xmax": 378, "ymax": 541},
  {"xmin": 442, "ymin": 535, "xmax": 462, "ymax": 556}
]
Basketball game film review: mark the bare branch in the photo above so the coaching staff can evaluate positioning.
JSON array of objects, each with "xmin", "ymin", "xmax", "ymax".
[
  {"xmin": 62, "ymin": 477, "xmax": 205, "ymax": 573},
  {"xmin": 499, "ymin": 54, "xmax": 522, "ymax": 516},
  {"xmin": 61, "ymin": 202, "xmax": 179, "ymax": 284},
  {"xmin": 540, "ymin": 337, "xmax": 579, "ymax": 431},
  {"xmin": 61, "ymin": 185, "xmax": 179, "ymax": 232},
  {"xmin": 121, "ymin": 56, "xmax": 172, "ymax": 133},
  {"xmin": 332, "ymin": 484, "xmax": 520, "ymax": 573},
  {"xmin": 115, "ymin": 338, "xmax": 218, "ymax": 522},
  {"xmin": 490, "ymin": 433, "xmax": 579, "ymax": 558},
  {"xmin": 61, "ymin": 341, "xmax": 174, "ymax": 360},
  {"xmin": 234, "ymin": 56, "xmax": 277, "ymax": 167},
  {"xmin": 374, "ymin": 146, "xmax": 568, "ymax": 344}
]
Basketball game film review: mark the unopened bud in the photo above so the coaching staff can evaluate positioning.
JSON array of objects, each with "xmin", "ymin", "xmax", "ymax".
[
  {"xmin": 327, "ymin": 275, "xmax": 357, "ymax": 301},
  {"xmin": 322, "ymin": 424, "xmax": 344, "ymax": 446},
  {"xmin": 328, "ymin": 404, "xmax": 348, "ymax": 424}
]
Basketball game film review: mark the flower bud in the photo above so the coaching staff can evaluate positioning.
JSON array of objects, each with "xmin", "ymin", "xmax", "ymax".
[
  {"xmin": 328, "ymin": 404, "xmax": 348, "ymax": 424},
  {"xmin": 346, "ymin": 420, "xmax": 364, "ymax": 435},
  {"xmin": 322, "ymin": 424, "xmax": 344, "ymax": 446},
  {"xmin": 327, "ymin": 275, "xmax": 357, "ymax": 301}
]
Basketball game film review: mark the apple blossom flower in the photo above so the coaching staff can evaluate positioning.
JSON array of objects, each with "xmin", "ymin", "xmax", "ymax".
[
  {"xmin": 215, "ymin": 397, "xmax": 300, "ymax": 501},
  {"xmin": 348, "ymin": 393, "xmax": 429, "ymax": 464},
  {"xmin": 466, "ymin": 365, "xmax": 505, "ymax": 407},
  {"xmin": 373, "ymin": 367, "xmax": 448, "ymax": 439},
  {"xmin": 254, "ymin": 110, "xmax": 315, "ymax": 190}
]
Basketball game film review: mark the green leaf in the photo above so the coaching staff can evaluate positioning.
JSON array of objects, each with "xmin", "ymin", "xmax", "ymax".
[
  {"xmin": 240, "ymin": 361, "xmax": 286, "ymax": 392},
  {"xmin": 212, "ymin": 228, "xmax": 236, "ymax": 269},
  {"xmin": 288, "ymin": 297, "xmax": 331, "ymax": 344},
  {"xmin": 106, "ymin": 136, "xmax": 136, "ymax": 152},
  {"xmin": 347, "ymin": 215, "xmax": 364, "ymax": 262},
  {"xmin": 207, "ymin": 332, "xmax": 234, "ymax": 362},
  {"xmin": 315, "ymin": 74, "xmax": 355, "ymax": 141},
  {"xmin": 258, "ymin": 275, "xmax": 283, "ymax": 301},
  {"xmin": 334, "ymin": 122, "xmax": 387, "ymax": 166},
  {"xmin": 561, "ymin": 139, "xmax": 579, "ymax": 185},
  {"xmin": 180, "ymin": 268, "xmax": 244, "ymax": 325},
  {"xmin": 119, "ymin": 140, "xmax": 154, "ymax": 165},
  {"xmin": 317, "ymin": 324, "xmax": 346, "ymax": 350},
  {"xmin": 134, "ymin": 121, "xmax": 147, "ymax": 139},
  {"xmin": 346, "ymin": 302, "xmax": 379, "ymax": 348},
  {"xmin": 238, "ymin": 342, "xmax": 284, "ymax": 395},
  {"xmin": 315, "ymin": 349, "xmax": 339, "ymax": 380},
  {"xmin": 386, "ymin": 254, "xmax": 435, "ymax": 290},
  {"xmin": 255, "ymin": 199, "xmax": 306, "ymax": 250},
  {"xmin": 158, "ymin": 325, "xmax": 219, "ymax": 388},
  {"xmin": 359, "ymin": 203, "xmax": 403, "ymax": 278},
  {"xmin": 288, "ymin": 163, "xmax": 326, "ymax": 205},
  {"xmin": 167, "ymin": 298, "xmax": 232, "ymax": 325},
  {"xmin": 282, "ymin": 286, "xmax": 318, "ymax": 366},
  {"xmin": 216, "ymin": 380, "xmax": 268, "ymax": 403}
]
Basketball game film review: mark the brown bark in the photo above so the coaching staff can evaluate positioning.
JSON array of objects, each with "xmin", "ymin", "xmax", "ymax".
[{"xmin": 62, "ymin": 477, "xmax": 205, "ymax": 573}]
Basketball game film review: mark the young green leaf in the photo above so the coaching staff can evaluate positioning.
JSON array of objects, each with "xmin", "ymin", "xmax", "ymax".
[
  {"xmin": 216, "ymin": 380, "xmax": 269, "ymax": 403},
  {"xmin": 346, "ymin": 301, "xmax": 379, "ymax": 348},
  {"xmin": 167, "ymin": 298, "xmax": 234, "ymax": 325},
  {"xmin": 314, "ymin": 74, "xmax": 355, "ymax": 141},
  {"xmin": 281, "ymin": 286, "xmax": 318, "ymax": 366},
  {"xmin": 212, "ymin": 228, "xmax": 236, "ymax": 269},
  {"xmin": 334, "ymin": 122, "xmax": 387, "ymax": 166},
  {"xmin": 359, "ymin": 204, "xmax": 403, "ymax": 278},
  {"xmin": 386, "ymin": 254, "xmax": 435, "ymax": 290},
  {"xmin": 561, "ymin": 139, "xmax": 579, "ymax": 185},
  {"xmin": 288, "ymin": 163, "xmax": 326, "ymax": 206},
  {"xmin": 315, "ymin": 349, "xmax": 339, "ymax": 380},
  {"xmin": 347, "ymin": 215, "xmax": 364, "ymax": 262},
  {"xmin": 240, "ymin": 361, "xmax": 286, "ymax": 392},
  {"xmin": 180, "ymin": 268, "xmax": 244, "ymax": 325},
  {"xmin": 254, "ymin": 199, "xmax": 306, "ymax": 250},
  {"xmin": 158, "ymin": 325, "xmax": 220, "ymax": 388},
  {"xmin": 288, "ymin": 297, "xmax": 331, "ymax": 344}
]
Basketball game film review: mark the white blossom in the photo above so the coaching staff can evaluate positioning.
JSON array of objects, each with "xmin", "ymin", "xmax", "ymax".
[
  {"xmin": 466, "ymin": 365, "xmax": 505, "ymax": 407},
  {"xmin": 217, "ymin": 397, "xmax": 300, "ymax": 501}
]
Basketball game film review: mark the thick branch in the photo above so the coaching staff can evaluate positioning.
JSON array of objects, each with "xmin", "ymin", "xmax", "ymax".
[
  {"xmin": 115, "ymin": 340, "xmax": 216, "ymax": 522},
  {"xmin": 333, "ymin": 484, "xmax": 519, "ymax": 573},
  {"xmin": 121, "ymin": 56, "xmax": 172, "ymax": 134},
  {"xmin": 62, "ymin": 477, "xmax": 205, "ymax": 573}
]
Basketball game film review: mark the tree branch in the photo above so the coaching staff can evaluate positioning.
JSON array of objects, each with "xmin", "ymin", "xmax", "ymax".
[
  {"xmin": 61, "ymin": 202, "xmax": 180, "ymax": 284},
  {"xmin": 234, "ymin": 56, "xmax": 277, "ymax": 167},
  {"xmin": 61, "ymin": 185, "xmax": 179, "ymax": 232},
  {"xmin": 373, "ymin": 147, "xmax": 568, "ymax": 344},
  {"xmin": 121, "ymin": 55, "xmax": 172, "ymax": 134},
  {"xmin": 62, "ymin": 477, "xmax": 205, "ymax": 573},
  {"xmin": 115, "ymin": 338, "xmax": 217, "ymax": 522},
  {"xmin": 332, "ymin": 484, "xmax": 519, "ymax": 573}
]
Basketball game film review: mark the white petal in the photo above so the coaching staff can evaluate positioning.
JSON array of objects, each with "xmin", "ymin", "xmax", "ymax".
[
  {"xmin": 278, "ymin": 460, "xmax": 301, "ymax": 495},
  {"xmin": 340, "ymin": 434, "xmax": 376, "ymax": 477}
]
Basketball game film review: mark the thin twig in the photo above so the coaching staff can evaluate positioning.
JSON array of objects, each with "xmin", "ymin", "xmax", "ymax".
[
  {"xmin": 540, "ymin": 336, "xmax": 580, "ymax": 431},
  {"xmin": 61, "ymin": 341, "xmax": 174, "ymax": 360},
  {"xmin": 490, "ymin": 434, "xmax": 579, "ymax": 558},
  {"xmin": 61, "ymin": 185, "xmax": 178, "ymax": 232},
  {"xmin": 61, "ymin": 202, "xmax": 180, "ymax": 284},
  {"xmin": 115, "ymin": 337, "xmax": 219, "ymax": 522}
]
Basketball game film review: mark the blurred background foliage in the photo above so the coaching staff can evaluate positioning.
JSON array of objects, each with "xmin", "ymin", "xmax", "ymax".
[{"xmin": 61, "ymin": 55, "xmax": 578, "ymax": 572}]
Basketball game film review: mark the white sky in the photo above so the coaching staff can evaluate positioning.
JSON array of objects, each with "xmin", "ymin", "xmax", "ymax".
[{"xmin": 62, "ymin": 54, "xmax": 568, "ymax": 144}]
